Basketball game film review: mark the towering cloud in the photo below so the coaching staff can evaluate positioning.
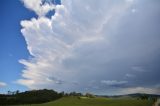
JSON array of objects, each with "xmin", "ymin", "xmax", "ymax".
[
  {"xmin": 21, "ymin": 0, "xmax": 55, "ymax": 16},
  {"xmin": 18, "ymin": 0, "xmax": 160, "ymax": 94}
]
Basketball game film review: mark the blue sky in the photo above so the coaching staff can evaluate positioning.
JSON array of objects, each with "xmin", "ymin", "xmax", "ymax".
[
  {"xmin": 0, "ymin": 0, "xmax": 34, "ymax": 92},
  {"xmin": 0, "ymin": 0, "xmax": 60, "ymax": 93},
  {"xmin": 0, "ymin": 0, "xmax": 160, "ymax": 95}
]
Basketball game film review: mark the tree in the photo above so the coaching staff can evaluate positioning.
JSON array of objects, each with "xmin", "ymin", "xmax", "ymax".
[
  {"xmin": 85, "ymin": 93, "xmax": 95, "ymax": 98},
  {"xmin": 16, "ymin": 90, "xmax": 20, "ymax": 94}
]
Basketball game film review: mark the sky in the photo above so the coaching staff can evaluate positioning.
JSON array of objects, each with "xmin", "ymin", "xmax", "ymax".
[{"xmin": 0, "ymin": 0, "xmax": 160, "ymax": 95}]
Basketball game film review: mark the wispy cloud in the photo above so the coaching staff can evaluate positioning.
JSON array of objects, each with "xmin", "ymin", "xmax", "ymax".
[
  {"xmin": 101, "ymin": 80, "xmax": 128, "ymax": 87},
  {"xmin": 125, "ymin": 73, "xmax": 135, "ymax": 78},
  {"xmin": 131, "ymin": 66, "xmax": 145, "ymax": 72},
  {"xmin": 0, "ymin": 82, "xmax": 7, "ymax": 87},
  {"xmin": 120, "ymin": 87, "xmax": 160, "ymax": 94}
]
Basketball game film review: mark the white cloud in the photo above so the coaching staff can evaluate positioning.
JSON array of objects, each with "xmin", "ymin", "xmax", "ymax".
[
  {"xmin": 125, "ymin": 73, "xmax": 135, "ymax": 78},
  {"xmin": 120, "ymin": 87, "xmax": 160, "ymax": 94},
  {"xmin": 18, "ymin": 0, "xmax": 160, "ymax": 94},
  {"xmin": 0, "ymin": 82, "xmax": 7, "ymax": 87},
  {"xmin": 101, "ymin": 80, "xmax": 128, "ymax": 86},
  {"xmin": 21, "ymin": 0, "xmax": 55, "ymax": 16}
]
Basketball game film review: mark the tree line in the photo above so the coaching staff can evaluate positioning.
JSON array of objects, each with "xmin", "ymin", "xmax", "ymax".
[
  {"xmin": 0, "ymin": 89, "xmax": 63, "ymax": 105},
  {"xmin": 0, "ymin": 89, "xmax": 95, "ymax": 105}
]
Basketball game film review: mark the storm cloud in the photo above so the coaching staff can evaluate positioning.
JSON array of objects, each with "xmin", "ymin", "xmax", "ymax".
[{"xmin": 18, "ymin": 0, "xmax": 160, "ymax": 95}]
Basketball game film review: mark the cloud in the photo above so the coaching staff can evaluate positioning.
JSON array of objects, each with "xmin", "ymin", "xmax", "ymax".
[
  {"xmin": 18, "ymin": 0, "xmax": 160, "ymax": 94},
  {"xmin": 120, "ymin": 87, "xmax": 160, "ymax": 95},
  {"xmin": 21, "ymin": 0, "xmax": 55, "ymax": 16},
  {"xmin": 101, "ymin": 80, "xmax": 128, "ymax": 87},
  {"xmin": 131, "ymin": 66, "xmax": 145, "ymax": 72},
  {"xmin": 125, "ymin": 73, "xmax": 135, "ymax": 78},
  {"xmin": 0, "ymin": 82, "xmax": 7, "ymax": 87}
]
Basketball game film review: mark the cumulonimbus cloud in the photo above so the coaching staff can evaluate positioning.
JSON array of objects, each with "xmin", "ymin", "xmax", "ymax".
[{"xmin": 17, "ymin": 0, "xmax": 160, "ymax": 94}]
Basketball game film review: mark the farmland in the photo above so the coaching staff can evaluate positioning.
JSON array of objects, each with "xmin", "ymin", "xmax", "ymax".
[{"xmin": 18, "ymin": 96, "xmax": 154, "ymax": 106}]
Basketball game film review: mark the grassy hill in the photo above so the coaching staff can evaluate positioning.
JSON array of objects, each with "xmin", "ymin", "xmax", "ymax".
[{"xmin": 19, "ymin": 96, "xmax": 154, "ymax": 106}]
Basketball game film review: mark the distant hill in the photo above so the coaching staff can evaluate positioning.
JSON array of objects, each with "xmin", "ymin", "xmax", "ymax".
[
  {"xmin": 97, "ymin": 93, "xmax": 160, "ymax": 99},
  {"xmin": 127, "ymin": 93, "xmax": 160, "ymax": 98}
]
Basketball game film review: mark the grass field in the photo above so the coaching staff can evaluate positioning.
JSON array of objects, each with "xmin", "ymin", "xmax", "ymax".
[{"xmin": 18, "ymin": 96, "xmax": 154, "ymax": 106}]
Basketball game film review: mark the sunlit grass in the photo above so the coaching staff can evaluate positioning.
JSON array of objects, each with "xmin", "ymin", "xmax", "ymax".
[{"xmin": 18, "ymin": 96, "xmax": 154, "ymax": 106}]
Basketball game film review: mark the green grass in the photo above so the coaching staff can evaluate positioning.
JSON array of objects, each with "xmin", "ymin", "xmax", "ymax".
[{"xmin": 18, "ymin": 96, "xmax": 154, "ymax": 106}]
